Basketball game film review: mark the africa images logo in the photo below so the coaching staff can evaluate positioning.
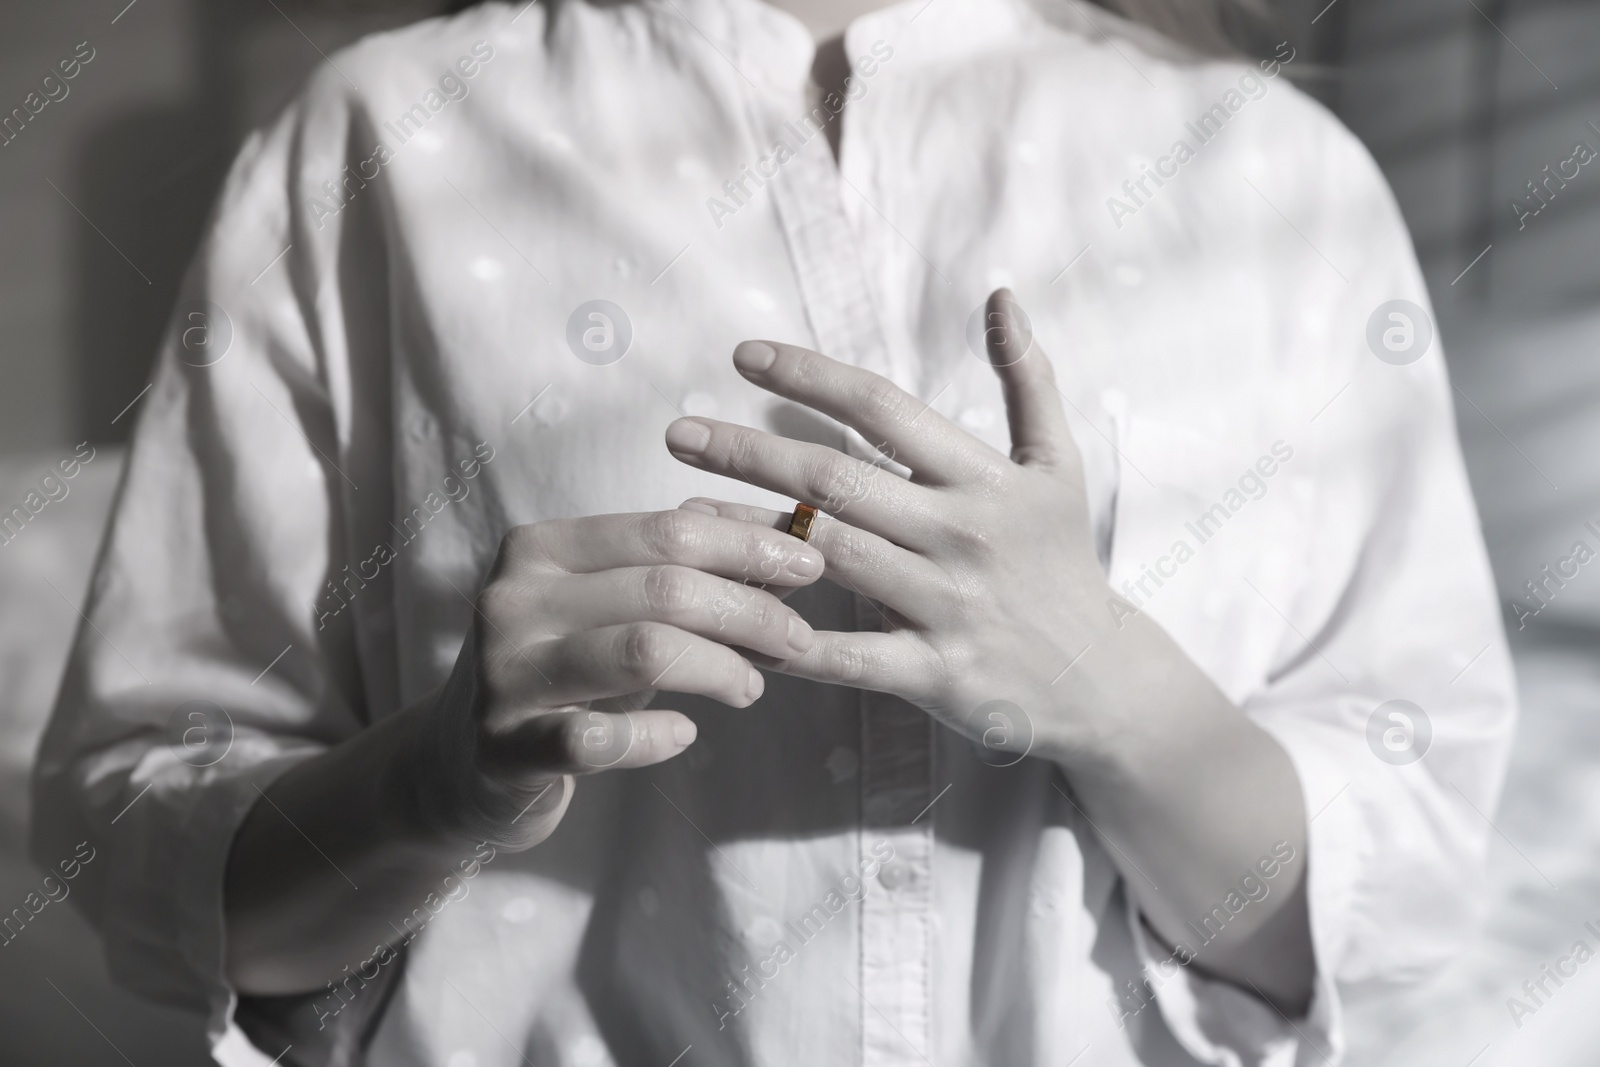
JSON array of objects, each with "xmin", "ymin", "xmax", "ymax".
[{"xmin": 565, "ymin": 300, "xmax": 633, "ymax": 366}]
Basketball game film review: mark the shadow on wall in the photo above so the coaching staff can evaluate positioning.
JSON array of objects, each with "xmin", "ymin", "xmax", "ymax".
[
  {"xmin": 0, "ymin": 450, "xmax": 217, "ymax": 1067},
  {"xmin": 67, "ymin": 0, "xmax": 454, "ymax": 446},
  {"xmin": 2, "ymin": 6, "xmax": 454, "ymax": 1067},
  {"xmin": 71, "ymin": 104, "xmax": 231, "ymax": 432}
]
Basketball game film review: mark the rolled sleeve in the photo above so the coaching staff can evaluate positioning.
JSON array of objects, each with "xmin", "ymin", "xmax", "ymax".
[
  {"xmin": 1128, "ymin": 92, "xmax": 1517, "ymax": 1066},
  {"xmin": 29, "ymin": 61, "xmax": 388, "ymax": 1062},
  {"xmin": 1126, "ymin": 897, "xmax": 1330, "ymax": 1067}
]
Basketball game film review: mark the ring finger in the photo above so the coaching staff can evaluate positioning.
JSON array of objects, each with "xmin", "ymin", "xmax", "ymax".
[
  {"xmin": 679, "ymin": 499, "xmax": 949, "ymax": 624},
  {"xmin": 664, "ymin": 417, "xmax": 945, "ymax": 548}
]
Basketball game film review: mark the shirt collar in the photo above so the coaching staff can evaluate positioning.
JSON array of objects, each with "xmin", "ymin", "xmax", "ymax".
[
  {"xmin": 847, "ymin": 0, "xmax": 1041, "ymax": 69},
  {"xmin": 653, "ymin": 0, "xmax": 1049, "ymax": 92}
]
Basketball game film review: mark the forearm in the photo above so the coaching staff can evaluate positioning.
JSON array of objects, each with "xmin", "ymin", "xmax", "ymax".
[
  {"xmin": 223, "ymin": 691, "xmax": 472, "ymax": 995},
  {"xmin": 1057, "ymin": 610, "xmax": 1314, "ymax": 1015},
  {"xmin": 224, "ymin": 510, "xmax": 811, "ymax": 996}
]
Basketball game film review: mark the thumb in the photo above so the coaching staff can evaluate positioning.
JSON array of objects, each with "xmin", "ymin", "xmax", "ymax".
[
  {"xmin": 984, "ymin": 288, "xmax": 1074, "ymax": 470},
  {"xmin": 513, "ymin": 708, "xmax": 698, "ymax": 775}
]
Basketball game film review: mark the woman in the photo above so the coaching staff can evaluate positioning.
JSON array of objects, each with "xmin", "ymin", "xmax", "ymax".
[{"xmin": 33, "ymin": 0, "xmax": 1515, "ymax": 1064}]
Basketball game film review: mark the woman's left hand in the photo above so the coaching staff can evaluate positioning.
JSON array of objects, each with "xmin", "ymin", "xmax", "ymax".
[
  {"xmin": 666, "ymin": 289, "xmax": 1316, "ymax": 1012},
  {"xmin": 663, "ymin": 289, "xmax": 1125, "ymax": 766}
]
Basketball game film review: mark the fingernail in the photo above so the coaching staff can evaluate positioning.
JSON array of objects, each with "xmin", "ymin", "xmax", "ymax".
[
  {"xmin": 745, "ymin": 666, "xmax": 764, "ymax": 702},
  {"xmin": 733, "ymin": 341, "xmax": 778, "ymax": 374},
  {"xmin": 678, "ymin": 500, "xmax": 718, "ymax": 516},
  {"xmin": 673, "ymin": 719, "xmax": 698, "ymax": 746},
  {"xmin": 788, "ymin": 548, "xmax": 824, "ymax": 578},
  {"xmin": 664, "ymin": 418, "xmax": 709, "ymax": 457},
  {"xmin": 786, "ymin": 615, "xmax": 814, "ymax": 654}
]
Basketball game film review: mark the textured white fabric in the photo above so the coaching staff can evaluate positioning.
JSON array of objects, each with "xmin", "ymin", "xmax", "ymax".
[{"xmin": 30, "ymin": 0, "xmax": 1516, "ymax": 1065}]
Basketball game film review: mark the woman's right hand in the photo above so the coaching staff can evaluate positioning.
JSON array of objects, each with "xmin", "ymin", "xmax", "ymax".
[{"xmin": 412, "ymin": 509, "xmax": 825, "ymax": 851}]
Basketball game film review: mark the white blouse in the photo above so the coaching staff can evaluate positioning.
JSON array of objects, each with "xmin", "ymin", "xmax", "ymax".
[{"xmin": 32, "ymin": 0, "xmax": 1516, "ymax": 1064}]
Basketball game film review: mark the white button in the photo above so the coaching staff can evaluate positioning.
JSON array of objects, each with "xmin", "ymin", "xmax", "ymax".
[
  {"xmin": 1113, "ymin": 263, "xmax": 1144, "ymax": 287},
  {"xmin": 824, "ymin": 746, "xmax": 859, "ymax": 782},
  {"xmin": 1015, "ymin": 141, "xmax": 1040, "ymax": 165},
  {"xmin": 745, "ymin": 287, "xmax": 777, "ymax": 312},
  {"xmin": 411, "ymin": 129, "xmax": 443, "ymax": 153},
  {"xmin": 878, "ymin": 860, "xmax": 910, "ymax": 890},
  {"xmin": 448, "ymin": 1052, "xmax": 477, "ymax": 1067},
  {"xmin": 470, "ymin": 256, "xmax": 504, "ymax": 282}
]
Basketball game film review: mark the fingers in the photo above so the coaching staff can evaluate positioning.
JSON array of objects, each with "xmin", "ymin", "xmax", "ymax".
[
  {"xmin": 663, "ymin": 417, "xmax": 943, "ymax": 548},
  {"xmin": 983, "ymin": 288, "xmax": 1077, "ymax": 471},
  {"xmin": 752, "ymin": 630, "xmax": 937, "ymax": 702},
  {"xmin": 497, "ymin": 510, "xmax": 825, "ymax": 587},
  {"xmin": 727, "ymin": 339, "xmax": 1003, "ymax": 484},
  {"xmin": 490, "ymin": 709, "xmax": 700, "ymax": 777},
  {"xmin": 680, "ymin": 498, "xmax": 949, "ymax": 623},
  {"xmin": 589, "ymin": 690, "xmax": 656, "ymax": 713},
  {"xmin": 518, "ymin": 622, "xmax": 765, "ymax": 708},
  {"xmin": 539, "ymin": 565, "xmax": 814, "ymax": 659}
]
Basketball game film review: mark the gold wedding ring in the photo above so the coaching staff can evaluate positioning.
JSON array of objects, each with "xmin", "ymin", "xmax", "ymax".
[{"xmin": 787, "ymin": 503, "xmax": 819, "ymax": 543}]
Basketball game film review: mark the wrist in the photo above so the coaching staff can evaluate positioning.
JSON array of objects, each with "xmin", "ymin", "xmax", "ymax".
[
  {"xmin": 379, "ymin": 692, "xmax": 476, "ymax": 848},
  {"xmin": 394, "ymin": 635, "xmax": 569, "ymax": 851},
  {"xmin": 381, "ymin": 631, "xmax": 501, "ymax": 849},
  {"xmin": 1036, "ymin": 585, "xmax": 1222, "ymax": 777}
]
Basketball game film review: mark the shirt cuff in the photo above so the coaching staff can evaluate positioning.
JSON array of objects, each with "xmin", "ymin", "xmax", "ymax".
[
  {"xmin": 1120, "ymin": 727, "xmax": 1355, "ymax": 1066},
  {"xmin": 214, "ymin": 1021, "xmax": 285, "ymax": 1067},
  {"xmin": 196, "ymin": 755, "xmax": 319, "ymax": 1047},
  {"xmin": 156, "ymin": 745, "xmax": 414, "ymax": 1067},
  {"xmin": 97, "ymin": 746, "xmax": 314, "ymax": 1063},
  {"xmin": 1125, "ymin": 898, "xmax": 1339, "ymax": 1067}
]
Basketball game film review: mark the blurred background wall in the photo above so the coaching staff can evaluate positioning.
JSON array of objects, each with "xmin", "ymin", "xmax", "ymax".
[
  {"xmin": 0, "ymin": 0, "xmax": 1596, "ymax": 1063},
  {"xmin": 1317, "ymin": 3, "xmax": 1600, "ymax": 1064},
  {"xmin": 0, "ymin": 4, "xmax": 452, "ymax": 1062}
]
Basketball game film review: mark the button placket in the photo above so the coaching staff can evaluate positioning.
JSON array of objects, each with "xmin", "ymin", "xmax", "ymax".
[
  {"xmin": 857, "ymin": 603, "xmax": 934, "ymax": 1067},
  {"xmin": 738, "ymin": 62, "xmax": 935, "ymax": 1066},
  {"xmin": 747, "ymin": 94, "xmax": 895, "ymax": 381}
]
